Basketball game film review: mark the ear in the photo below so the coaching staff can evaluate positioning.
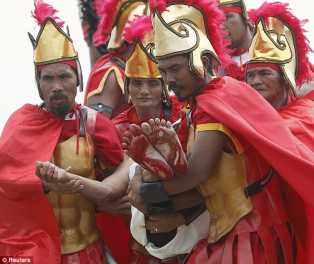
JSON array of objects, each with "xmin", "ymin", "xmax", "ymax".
[{"xmin": 201, "ymin": 54, "xmax": 219, "ymax": 77}]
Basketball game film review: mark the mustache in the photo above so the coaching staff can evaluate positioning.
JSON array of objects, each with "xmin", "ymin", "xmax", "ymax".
[{"xmin": 49, "ymin": 92, "xmax": 68, "ymax": 101}]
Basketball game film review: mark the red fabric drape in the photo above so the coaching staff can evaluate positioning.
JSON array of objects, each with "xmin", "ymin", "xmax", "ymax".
[
  {"xmin": 195, "ymin": 77, "xmax": 314, "ymax": 262},
  {"xmin": 0, "ymin": 104, "xmax": 63, "ymax": 263}
]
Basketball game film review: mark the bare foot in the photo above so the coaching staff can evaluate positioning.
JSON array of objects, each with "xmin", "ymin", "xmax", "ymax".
[
  {"xmin": 122, "ymin": 124, "xmax": 173, "ymax": 179},
  {"xmin": 141, "ymin": 118, "xmax": 187, "ymax": 174}
]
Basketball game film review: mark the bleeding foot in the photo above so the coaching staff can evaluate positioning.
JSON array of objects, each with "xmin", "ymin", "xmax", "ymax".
[
  {"xmin": 122, "ymin": 124, "xmax": 173, "ymax": 179},
  {"xmin": 141, "ymin": 118, "xmax": 187, "ymax": 174}
]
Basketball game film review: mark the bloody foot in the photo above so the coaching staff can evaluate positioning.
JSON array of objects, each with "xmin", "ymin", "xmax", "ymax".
[
  {"xmin": 141, "ymin": 118, "xmax": 188, "ymax": 174},
  {"xmin": 122, "ymin": 124, "xmax": 173, "ymax": 179}
]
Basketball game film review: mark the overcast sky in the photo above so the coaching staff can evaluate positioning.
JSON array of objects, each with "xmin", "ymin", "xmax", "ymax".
[{"xmin": 0, "ymin": 0, "xmax": 313, "ymax": 132}]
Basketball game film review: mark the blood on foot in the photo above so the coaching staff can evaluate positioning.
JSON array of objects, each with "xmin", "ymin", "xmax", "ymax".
[
  {"xmin": 126, "ymin": 131, "xmax": 173, "ymax": 179},
  {"xmin": 144, "ymin": 121, "xmax": 188, "ymax": 174}
]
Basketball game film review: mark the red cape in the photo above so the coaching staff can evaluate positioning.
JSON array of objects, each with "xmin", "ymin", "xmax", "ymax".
[
  {"xmin": 196, "ymin": 77, "xmax": 314, "ymax": 262},
  {"xmin": 0, "ymin": 104, "xmax": 62, "ymax": 263}
]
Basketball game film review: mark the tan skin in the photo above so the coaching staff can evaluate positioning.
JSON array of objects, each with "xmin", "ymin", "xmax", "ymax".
[
  {"xmin": 128, "ymin": 77, "xmax": 163, "ymax": 120},
  {"xmin": 39, "ymin": 63, "xmax": 77, "ymax": 117},
  {"xmin": 223, "ymin": 11, "xmax": 252, "ymax": 51},
  {"xmin": 36, "ymin": 78, "xmax": 165, "ymax": 214},
  {"xmin": 86, "ymin": 44, "xmax": 133, "ymax": 118},
  {"xmin": 246, "ymin": 66, "xmax": 288, "ymax": 109}
]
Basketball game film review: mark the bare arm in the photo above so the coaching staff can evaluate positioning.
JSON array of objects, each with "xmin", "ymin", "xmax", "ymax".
[
  {"xmin": 36, "ymin": 156, "xmax": 132, "ymax": 213},
  {"xmin": 86, "ymin": 71, "xmax": 124, "ymax": 118},
  {"xmin": 79, "ymin": 156, "xmax": 132, "ymax": 206}
]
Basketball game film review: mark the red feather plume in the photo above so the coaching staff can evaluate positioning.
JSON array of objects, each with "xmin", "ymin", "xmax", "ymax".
[
  {"xmin": 149, "ymin": 0, "xmax": 233, "ymax": 68},
  {"xmin": 249, "ymin": 2, "xmax": 313, "ymax": 86},
  {"xmin": 123, "ymin": 15, "xmax": 153, "ymax": 43},
  {"xmin": 149, "ymin": 0, "xmax": 167, "ymax": 13},
  {"xmin": 32, "ymin": 0, "xmax": 64, "ymax": 27},
  {"xmin": 93, "ymin": 0, "xmax": 120, "ymax": 46},
  {"xmin": 93, "ymin": 0, "xmax": 104, "ymax": 16}
]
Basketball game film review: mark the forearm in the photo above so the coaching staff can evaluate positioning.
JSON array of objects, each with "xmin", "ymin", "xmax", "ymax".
[
  {"xmin": 164, "ymin": 131, "xmax": 225, "ymax": 195},
  {"xmin": 81, "ymin": 158, "xmax": 130, "ymax": 199},
  {"xmin": 163, "ymin": 169, "xmax": 208, "ymax": 195}
]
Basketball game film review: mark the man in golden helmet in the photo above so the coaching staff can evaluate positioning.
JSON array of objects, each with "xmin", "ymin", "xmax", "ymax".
[
  {"xmin": 244, "ymin": 5, "xmax": 314, "ymax": 262},
  {"xmin": 246, "ymin": 2, "xmax": 312, "ymax": 108},
  {"xmin": 0, "ymin": 1, "xmax": 123, "ymax": 263},
  {"xmin": 123, "ymin": 0, "xmax": 314, "ymax": 263},
  {"xmin": 84, "ymin": 0, "xmax": 150, "ymax": 119},
  {"xmin": 32, "ymin": 14, "xmax": 190, "ymax": 264}
]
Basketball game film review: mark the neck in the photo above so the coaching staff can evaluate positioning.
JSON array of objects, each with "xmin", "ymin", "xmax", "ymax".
[
  {"xmin": 136, "ymin": 104, "xmax": 162, "ymax": 121},
  {"xmin": 271, "ymin": 91, "xmax": 288, "ymax": 110}
]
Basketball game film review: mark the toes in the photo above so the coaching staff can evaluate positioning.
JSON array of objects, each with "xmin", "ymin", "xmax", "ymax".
[
  {"xmin": 154, "ymin": 118, "xmax": 161, "ymax": 128},
  {"xmin": 141, "ymin": 122, "xmax": 152, "ymax": 135},
  {"xmin": 160, "ymin": 119, "xmax": 167, "ymax": 127},
  {"xmin": 129, "ymin": 124, "xmax": 143, "ymax": 136}
]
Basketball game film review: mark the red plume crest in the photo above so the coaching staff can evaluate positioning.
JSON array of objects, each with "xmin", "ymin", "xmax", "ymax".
[
  {"xmin": 123, "ymin": 15, "xmax": 153, "ymax": 43},
  {"xmin": 32, "ymin": 0, "xmax": 64, "ymax": 27},
  {"xmin": 93, "ymin": 0, "xmax": 120, "ymax": 46},
  {"xmin": 249, "ymin": 2, "xmax": 312, "ymax": 85}
]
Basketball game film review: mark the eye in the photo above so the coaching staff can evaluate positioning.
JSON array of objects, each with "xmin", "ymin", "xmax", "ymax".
[
  {"xmin": 149, "ymin": 80, "xmax": 161, "ymax": 87},
  {"xmin": 246, "ymin": 72, "xmax": 253, "ymax": 79},
  {"xmin": 41, "ymin": 75, "xmax": 53, "ymax": 82},
  {"xmin": 131, "ymin": 79, "xmax": 142, "ymax": 87},
  {"xmin": 226, "ymin": 13, "xmax": 235, "ymax": 20},
  {"xmin": 260, "ymin": 70, "xmax": 271, "ymax": 76},
  {"xmin": 170, "ymin": 65, "xmax": 180, "ymax": 73},
  {"xmin": 59, "ymin": 73, "xmax": 72, "ymax": 80}
]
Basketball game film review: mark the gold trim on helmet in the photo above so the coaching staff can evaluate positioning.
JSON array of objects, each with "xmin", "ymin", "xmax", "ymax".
[
  {"xmin": 153, "ymin": 4, "xmax": 218, "ymax": 78},
  {"xmin": 33, "ymin": 18, "xmax": 77, "ymax": 64},
  {"xmin": 29, "ymin": 17, "xmax": 83, "ymax": 92},
  {"xmin": 126, "ymin": 42, "xmax": 161, "ymax": 78},
  {"xmin": 107, "ymin": 1, "xmax": 148, "ymax": 50},
  {"xmin": 248, "ymin": 18, "xmax": 297, "ymax": 93}
]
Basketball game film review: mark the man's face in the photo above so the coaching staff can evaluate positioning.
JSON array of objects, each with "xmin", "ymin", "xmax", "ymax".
[
  {"xmin": 224, "ymin": 12, "xmax": 247, "ymax": 48},
  {"xmin": 39, "ymin": 63, "xmax": 77, "ymax": 116},
  {"xmin": 128, "ymin": 78, "xmax": 163, "ymax": 110},
  {"xmin": 246, "ymin": 66, "xmax": 286, "ymax": 107},
  {"xmin": 157, "ymin": 55, "xmax": 204, "ymax": 101}
]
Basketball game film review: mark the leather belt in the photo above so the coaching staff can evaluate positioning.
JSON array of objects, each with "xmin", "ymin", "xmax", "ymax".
[{"xmin": 244, "ymin": 169, "xmax": 273, "ymax": 197}]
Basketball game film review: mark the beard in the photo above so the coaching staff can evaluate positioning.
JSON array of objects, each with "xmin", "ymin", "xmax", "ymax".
[
  {"xmin": 48, "ymin": 93, "xmax": 72, "ymax": 117},
  {"xmin": 168, "ymin": 83, "xmax": 187, "ymax": 101}
]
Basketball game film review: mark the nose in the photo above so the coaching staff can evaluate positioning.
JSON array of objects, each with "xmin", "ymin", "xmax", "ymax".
[
  {"xmin": 139, "ymin": 83, "xmax": 150, "ymax": 95},
  {"xmin": 50, "ymin": 79, "xmax": 64, "ymax": 93}
]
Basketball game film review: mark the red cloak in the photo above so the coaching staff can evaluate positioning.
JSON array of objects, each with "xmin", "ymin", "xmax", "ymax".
[
  {"xmin": 0, "ymin": 104, "xmax": 125, "ymax": 264},
  {"xmin": 194, "ymin": 77, "xmax": 314, "ymax": 262},
  {"xmin": 0, "ymin": 104, "xmax": 62, "ymax": 263}
]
